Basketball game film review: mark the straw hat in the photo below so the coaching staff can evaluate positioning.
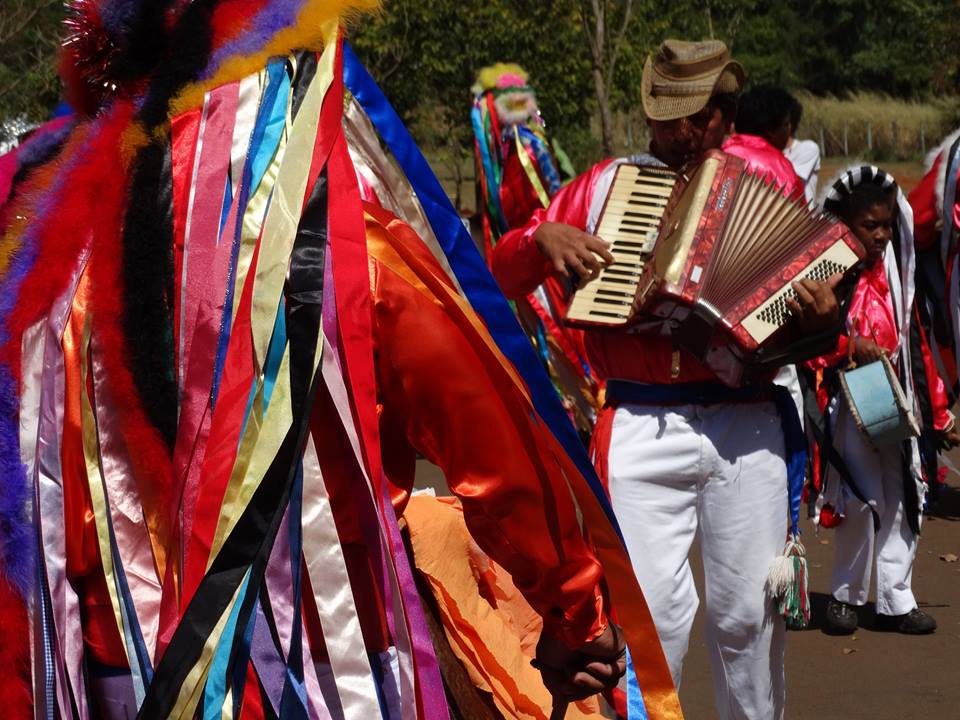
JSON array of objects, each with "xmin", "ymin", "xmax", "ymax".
[{"xmin": 641, "ymin": 39, "xmax": 745, "ymax": 122}]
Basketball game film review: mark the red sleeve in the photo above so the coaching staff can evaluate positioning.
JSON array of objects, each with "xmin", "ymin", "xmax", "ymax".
[
  {"xmin": 916, "ymin": 314, "xmax": 953, "ymax": 431},
  {"xmin": 806, "ymin": 333, "xmax": 852, "ymax": 372},
  {"xmin": 908, "ymin": 156, "xmax": 941, "ymax": 251},
  {"xmin": 490, "ymin": 160, "xmax": 614, "ymax": 299},
  {"xmin": 371, "ymin": 224, "xmax": 606, "ymax": 648}
]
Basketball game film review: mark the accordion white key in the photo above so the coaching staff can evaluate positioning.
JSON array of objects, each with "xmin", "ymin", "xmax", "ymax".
[{"xmin": 565, "ymin": 163, "xmax": 678, "ymax": 326}]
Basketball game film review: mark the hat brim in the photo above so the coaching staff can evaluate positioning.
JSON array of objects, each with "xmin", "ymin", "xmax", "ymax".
[{"xmin": 641, "ymin": 57, "xmax": 745, "ymax": 122}]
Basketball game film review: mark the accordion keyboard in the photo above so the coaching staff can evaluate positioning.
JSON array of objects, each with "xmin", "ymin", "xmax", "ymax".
[
  {"xmin": 566, "ymin": 164, "xmax": 678, "ymax": 326},
  {"xmin": 739, "ymin": 240, "xmax": 861, "ymax": 344}
]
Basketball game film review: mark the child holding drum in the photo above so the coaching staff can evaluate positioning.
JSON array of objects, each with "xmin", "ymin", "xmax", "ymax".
[{"xmin": 809, "ymin": 166, "xmax": 960, "ymax": 635}]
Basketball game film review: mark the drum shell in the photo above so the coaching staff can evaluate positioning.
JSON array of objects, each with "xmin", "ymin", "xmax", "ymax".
[{"xmin": 838, "ymin": 357, "xmax": 919, "ymax": 447}]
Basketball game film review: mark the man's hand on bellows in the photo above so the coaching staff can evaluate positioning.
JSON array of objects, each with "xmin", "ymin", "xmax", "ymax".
[
  {"xmin": 786, "ymin": 273, "xmax": 841, "ymax": 335},
  {"xmin": 534, "ymin": 622, "xmax": 627, "ymax": 702},
  {"xmin": 534, "ymin": 222, "xmax": 614, "ymax": 288}
]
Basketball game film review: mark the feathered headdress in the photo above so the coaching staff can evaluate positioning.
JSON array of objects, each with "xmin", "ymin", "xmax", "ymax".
[{"xmin": 474, "ymin": 62, "xmax": 540, "ymax": 126}]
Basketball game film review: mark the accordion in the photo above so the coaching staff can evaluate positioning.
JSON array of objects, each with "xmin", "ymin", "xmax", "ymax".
[{"xmin": 567, "ymin": 150, "xmax": 866, "ymax": 386}]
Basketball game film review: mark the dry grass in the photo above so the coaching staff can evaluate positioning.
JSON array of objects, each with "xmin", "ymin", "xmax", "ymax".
[{"xmin": 796, "ymin": 92, "xmax": 960, "ymax": 161}]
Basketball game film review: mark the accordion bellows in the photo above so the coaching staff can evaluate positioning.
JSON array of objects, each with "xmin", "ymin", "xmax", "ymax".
[{"xmin": 568, "ymin": 150, "xmax": 865, "ymax": 385}]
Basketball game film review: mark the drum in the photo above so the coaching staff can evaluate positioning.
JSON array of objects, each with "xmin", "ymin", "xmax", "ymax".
[{"xmin": 838, "ymin": 354, "xmax": 920, "ymax": 447}]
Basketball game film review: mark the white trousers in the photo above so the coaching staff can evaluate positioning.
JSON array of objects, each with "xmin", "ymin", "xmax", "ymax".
[
  {"xmin": 607, "ymin": 402, "xmax": 788, "ymax": 720},
  {"xmin": 829, "ymin": 405, "xmax": 920, "ymax": 616}
]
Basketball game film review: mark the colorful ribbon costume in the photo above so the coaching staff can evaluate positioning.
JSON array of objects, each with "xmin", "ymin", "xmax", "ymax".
[
  {"xmin": 470, "ymin": 64, "xmax": 598, "ymax": 435},
  {"xmin": 908, "ymin": 129, "xmax": 960, "ymax": 402},
  {"xmin": 0, "ymin": 2, "xmax": 683, "ymax": 718}
]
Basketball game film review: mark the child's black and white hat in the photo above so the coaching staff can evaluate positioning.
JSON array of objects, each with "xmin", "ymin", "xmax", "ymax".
[{"xmin": 822, "ymin": 165, "xmax": 898, "ymax": 216}]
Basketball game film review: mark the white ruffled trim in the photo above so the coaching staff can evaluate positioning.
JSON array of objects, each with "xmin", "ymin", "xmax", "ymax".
[{"xmin": 931, "ymin": 128, "xmax": 960, "ymax": 216}]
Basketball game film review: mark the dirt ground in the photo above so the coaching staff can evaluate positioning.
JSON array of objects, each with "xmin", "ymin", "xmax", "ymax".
[
  {"xmin": 678, "ymin": 470, "xmax": 960, "ymax": 720},
  {"xmin": 414, "ymin": 451, "xmax": 960, "ymax": 719}
]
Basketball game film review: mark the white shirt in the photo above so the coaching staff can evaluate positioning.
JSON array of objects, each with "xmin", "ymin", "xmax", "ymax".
[{"xmin": 785, "ymin": 138, "xmax": 821, "ymax": 207}]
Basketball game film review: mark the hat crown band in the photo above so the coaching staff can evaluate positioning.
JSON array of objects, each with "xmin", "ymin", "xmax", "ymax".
[
  {"xmin": 650, "ymin": 81, "xmax": 717, "ymax": 98},
  {"xmin": 656, "ymin": 53, "xmax": 730, "ymax": 80}
]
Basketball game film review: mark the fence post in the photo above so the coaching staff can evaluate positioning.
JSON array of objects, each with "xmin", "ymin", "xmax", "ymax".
[
  {"xmin": 819, "ymin": 124, "xmax": 826, "ymax": 156},
  {"xmin": 843, "ymin": 122, "xmax": 849, "ymax": 156},
  {"xmin": 891, "ymin": 121, "xmax": 897, "ymax": 157},
  {"xmin": 867, "ymin": 122, "xmax": 873, "ymax": 152}
]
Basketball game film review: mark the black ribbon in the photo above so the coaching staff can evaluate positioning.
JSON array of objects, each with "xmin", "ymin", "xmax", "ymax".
[
  {"xmin": 138, "ymin": 163, "xmax": 330, "ymax": 717},
  {"xmin": 800, "ymin": 367, "xmax": 880, "ymax": 532}
]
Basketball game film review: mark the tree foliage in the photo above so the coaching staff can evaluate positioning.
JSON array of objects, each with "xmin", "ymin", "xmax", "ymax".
[{"xmin": 0, "ymin": 0, "xmax": 63, "ymax": 132}]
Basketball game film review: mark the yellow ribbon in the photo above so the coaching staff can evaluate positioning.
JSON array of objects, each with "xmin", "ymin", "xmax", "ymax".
[
  {"xmin": 514, "ymin": 126, "xmax": 551, "ymax": 208},
  {"xmin": 77, "ymin": 305, "xmax": 131, "ymax": 668},
  {"xmin": 232, "ymin": 69, "xmax": 294, "ymax": 321},
  {"xmin": 249, "ymin": 27, "xmax": 336, "ymax": 370}
]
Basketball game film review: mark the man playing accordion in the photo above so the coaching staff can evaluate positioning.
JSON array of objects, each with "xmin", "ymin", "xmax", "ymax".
[{"xmin": 491, "ymin": 39, "xmax": 842, "ymax": 719}]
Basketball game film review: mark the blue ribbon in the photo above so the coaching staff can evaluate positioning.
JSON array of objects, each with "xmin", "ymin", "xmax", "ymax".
[
  {"xmin": 517, "ymin": 125, "xmax": 562, "ymax": 196},
  {"xmin": 470, "ymin": 104, "xmax": 508, "ymax": 234},
  {"xmin": 605, "ymin": 380, "xmax": 807, "ymax": 535},
  {"xmin": 202, "ymin": 571, "xmax": 251, "ymax": 718},
  {"xmin": 625, "ymin": 648, "xmax": 649, "ymax": 720},
  {"xmin": 213, "ymin": 60, "xmax": 290, "ymax": 404}
]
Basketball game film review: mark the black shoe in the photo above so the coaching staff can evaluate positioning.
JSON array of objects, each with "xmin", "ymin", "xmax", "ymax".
[
  {"xmin": 824, "ymin": 598, "xmax": 858, "ymax": 634},
  {"xmin": 875, "ymin": 608, "xmax": 937, "ymax": 635}
]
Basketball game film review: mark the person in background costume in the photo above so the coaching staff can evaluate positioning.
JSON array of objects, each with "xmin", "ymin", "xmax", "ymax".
[
  {"xmin": 471, "ymin": 63, "xmax": 598, "ymax": 435},
  {"xmin": 491, "ymin": 39, "xmax": 842, "ymax": 720},
  {"xmin": 471, "ymin": 63, "xmax": 574, "ymax": 253},
  {"xmin": 909, "ymin": 129, "xmax": 960, "ymax": 393},
  {"xmin": 723, "ymin": 84, "xmax": 803, "ymax": 199},
  {"xmin": 810, "ymin": 167, "xmax": 959, "ymax": 636},
  {"xmin": 725, "ymin": 84, "xmax": 808, "ymax": 423},
  {"xmin": 0, "ymin": 1, "xmax": 686, "ymax": 718}
]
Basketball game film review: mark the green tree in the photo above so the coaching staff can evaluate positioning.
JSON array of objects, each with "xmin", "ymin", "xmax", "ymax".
[
  {"xmin": 349, "ymin": 0, "xmax": 595, "ymax": 198},
  {"xmin": 0, "ymin": 0, "xmax": 63, "ymax": 131}
]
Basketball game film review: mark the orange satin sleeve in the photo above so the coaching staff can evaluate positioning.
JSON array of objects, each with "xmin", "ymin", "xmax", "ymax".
[
  {"xmin": 61, "ymin": 272, "xmax": 127, "ymax": 669},
  {"xmin": 366, "ymin": 208, "xmax": 606, "ymax": 648}
]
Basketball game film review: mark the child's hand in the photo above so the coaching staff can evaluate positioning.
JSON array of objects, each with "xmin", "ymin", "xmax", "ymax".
[
  {"xmin": 852, "ymin": 337, "xmax": 885, "ymax": 365},
  {"xmin": 937, "ymin": 424, "xmax": 960, "ymax": 451}
]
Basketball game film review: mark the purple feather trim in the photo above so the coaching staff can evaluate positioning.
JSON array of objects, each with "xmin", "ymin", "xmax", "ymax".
[
  {"xmin": 0, "ymin": 127, "xmax": 90, "ymax": 598},
  {"xmin": 0, "ymin": 372, "xmax": 32, "ymax": 597},
  {"xmin": 201, "ymin": 0, "xmax": 310, "ymax": 81},
  {"xmin": 15, "ymin": 119, "xmax": 75, "ymax": 172}
]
